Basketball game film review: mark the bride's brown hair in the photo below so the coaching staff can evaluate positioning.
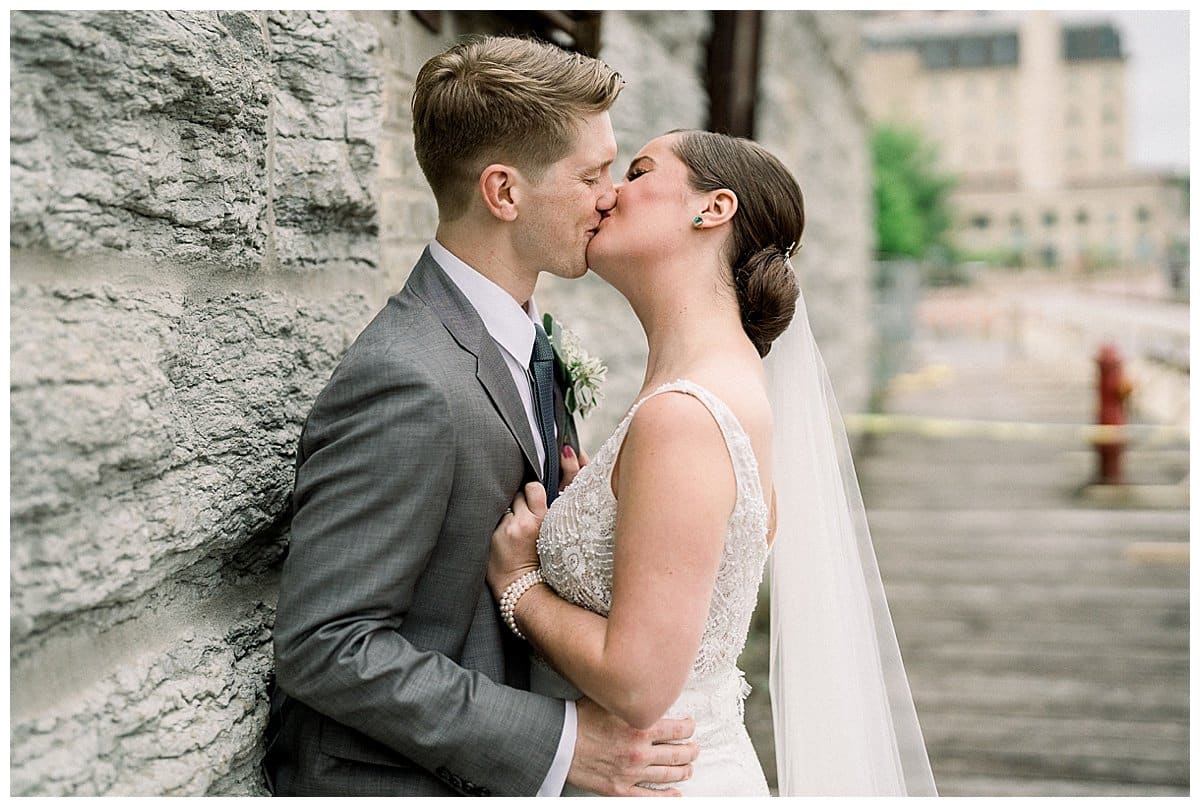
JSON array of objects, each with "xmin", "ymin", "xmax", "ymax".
[{"xmin": 671, "ymin": 130, "xmax": 805, "ymax": 357}]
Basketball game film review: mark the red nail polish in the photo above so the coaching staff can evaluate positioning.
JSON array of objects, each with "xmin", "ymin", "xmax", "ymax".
[{"xmin": 563, "ymin": 444, "xmax": 574, "ymax": 458}]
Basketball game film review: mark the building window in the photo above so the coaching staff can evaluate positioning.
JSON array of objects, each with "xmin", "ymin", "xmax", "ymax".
[
  {"xmin": 1136, "ymin": 206, "xmax": 1152, "ymax": 223},
  {"xmin": 919, "ymin": 31, "xmax": 1020, "ymax": 69},
  {"xmin": 1102, "ymin": 105, "xmax": 1117, "ymax": 124},
  {"xmin": 1103, "ymin": 140, "xmax": 1120, "ymax": 158},
  {"xmin": 1066, "ymin": 145, "xmax": 1081, "ymax": 162},
  {"xmin": 970, "ymin": 213, "xmax": 991, "ymax": 229},
  {"xmin": 924, "ymin": 40, "xmax": 953, "ymax": 68},
  {"xmin": 960, "ymin": 37, "xmax": 988, "ymax": 66},
  {"xmin": 1042, "ymin": 210, "xmax": 1058, "ymax": 228},
  {"xmin": 993, "ymin": 34, "xmax": 1019, "ymax": 65},
  {"xmin": 1064, "ymin": 24, "xmax": 1123, "ymax": 61},
  {"xmin": 1075, "ymin": 208, "xmax": 1090, "ymax": 225},
  {"xmin": 1065, "ymin": 107, "xmax": 1082, "ymax": 126}
]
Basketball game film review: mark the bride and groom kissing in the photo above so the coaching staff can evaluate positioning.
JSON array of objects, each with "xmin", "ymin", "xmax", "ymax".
[{"xmin": 264, "ymin": 35, "xmax": 936, "ymax": 797}]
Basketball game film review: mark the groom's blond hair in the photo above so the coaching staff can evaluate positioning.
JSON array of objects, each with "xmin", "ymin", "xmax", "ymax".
[{"xmin": 413, "ymin": 36, "xmax": 623, "ymax": 221}]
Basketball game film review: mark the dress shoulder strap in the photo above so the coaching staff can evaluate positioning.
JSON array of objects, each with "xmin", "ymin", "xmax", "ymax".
[{"xmin": 612, "ymin": 379, "xmax": 765, "ymax": 506}]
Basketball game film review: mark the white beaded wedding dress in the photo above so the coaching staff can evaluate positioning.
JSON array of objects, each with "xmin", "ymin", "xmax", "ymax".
[
  {"xmin": 530, "ymin": 283, "xmax": 937, "ymax": 797},
  {"xmin": 533, "ymin": 379, "xmax": 771, "ymax": 796}
]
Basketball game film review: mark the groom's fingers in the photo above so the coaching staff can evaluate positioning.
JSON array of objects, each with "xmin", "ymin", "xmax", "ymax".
[
  {"xmin": 635, "ymin": 761, "xmax": 696, "ymax": 787},
  {"xmin": 628, "ymin": 781, "xmax": 684, "ymax": 797},
  {"xmin": 647, "ymin": 715, "xmax": 697, "ymax": 744},
  {"xmin": 647, "ymin": 742, "xmax": 699, "ymax": 768},
  {"xmin": 524, "ymin": 481, "xmax": 548, "ymax": 519}
]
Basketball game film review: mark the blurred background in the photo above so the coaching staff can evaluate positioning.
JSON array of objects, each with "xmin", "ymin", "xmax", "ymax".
[
  {"xmin": 737, "ymin": 9, "xmax": 1191, "ymax": 796},
  {"xmin": 8, "ymin": 9, "xmax": 1188, "ymax": 796}
]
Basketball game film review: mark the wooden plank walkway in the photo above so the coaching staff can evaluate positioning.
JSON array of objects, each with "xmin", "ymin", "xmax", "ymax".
[{"xmin": 740, "ymin": 311, "xmax": 1188, "ymax": 796}]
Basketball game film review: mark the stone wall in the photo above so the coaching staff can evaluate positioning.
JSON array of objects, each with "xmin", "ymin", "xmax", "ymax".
[
  {"xmin": 9, "ymin": 10, "xmax": 871, "ymax": 795},
  {"xmin": 9, "ymin": 10, "xmax": 393, "ymax": 795}
]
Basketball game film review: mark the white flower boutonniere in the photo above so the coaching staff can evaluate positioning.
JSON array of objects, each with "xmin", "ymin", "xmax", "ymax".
[{"xmin": 543, "ymin": 313, "xmax": 607, "ymax": 423}]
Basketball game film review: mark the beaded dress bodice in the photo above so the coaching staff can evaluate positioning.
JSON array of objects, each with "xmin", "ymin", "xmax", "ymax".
[{"xmin": 537, "ymin": 381, "xmax": 770, "ymax": 732}]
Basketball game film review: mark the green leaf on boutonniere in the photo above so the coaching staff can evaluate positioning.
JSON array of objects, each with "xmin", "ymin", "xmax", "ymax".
[{"xmin": 543, "ymin": 312, "xmax": 606, "ymax": 420}]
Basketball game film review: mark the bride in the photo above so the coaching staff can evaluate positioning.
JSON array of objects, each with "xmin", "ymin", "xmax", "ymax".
[{"xmin": 486, "ymin": 129, "xmax": 937, "ymax": 796}]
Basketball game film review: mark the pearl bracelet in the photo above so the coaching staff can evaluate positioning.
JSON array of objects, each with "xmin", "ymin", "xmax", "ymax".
[{"xmin": 498, "ymin": 569, "xmax": 543, "ymax": 641}]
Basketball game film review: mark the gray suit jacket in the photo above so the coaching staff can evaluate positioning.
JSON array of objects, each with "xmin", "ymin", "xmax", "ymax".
[{"xmin": 267, "ymin": 250, "xmax": 571, "ymax": 796}]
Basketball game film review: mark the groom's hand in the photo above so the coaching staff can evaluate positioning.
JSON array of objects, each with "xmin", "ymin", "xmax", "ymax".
[{"xmin": 568, "ymin": 697, "xmax": 698, "ymax": 797}]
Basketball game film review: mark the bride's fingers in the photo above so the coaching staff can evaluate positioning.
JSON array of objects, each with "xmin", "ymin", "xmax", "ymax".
[{"xmin": 559, "ymin": 444, "xmax": 582, "ymax": 490}]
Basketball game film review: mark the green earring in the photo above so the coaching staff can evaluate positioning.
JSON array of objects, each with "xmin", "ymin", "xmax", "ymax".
[{"xmin": 692, "ymin": 215, "xmax": 703, "ymax": 228}]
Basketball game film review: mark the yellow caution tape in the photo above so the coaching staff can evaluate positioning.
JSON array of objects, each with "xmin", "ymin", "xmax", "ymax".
[{"xmin": 843, "ymin": 414, "xmax": 1190, "ymax": 447}]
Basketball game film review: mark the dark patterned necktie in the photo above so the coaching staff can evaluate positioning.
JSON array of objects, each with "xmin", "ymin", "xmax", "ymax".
[{"xmin": 530, "ymin": 323, "xmax": 560, "ymax": 505}]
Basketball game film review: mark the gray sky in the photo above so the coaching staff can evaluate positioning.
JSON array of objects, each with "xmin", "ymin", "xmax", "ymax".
[{"xmin": 1059, "ymin": 9, "xmax": 1190, "ymax": 172}]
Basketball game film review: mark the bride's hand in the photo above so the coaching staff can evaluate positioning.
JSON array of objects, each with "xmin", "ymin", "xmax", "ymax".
[
  {"xmin": 558, "ymin": 444, "xmax": 589, "ymax": 491},
  {"xmin": 487, "ymin": 481, "xmax": 548, "ymax": 597}
]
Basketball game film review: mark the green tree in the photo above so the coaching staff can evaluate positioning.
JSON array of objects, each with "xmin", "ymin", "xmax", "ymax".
[{"xmin": 871, "ymin": 125, "xmax": 956, "ymax": 259}]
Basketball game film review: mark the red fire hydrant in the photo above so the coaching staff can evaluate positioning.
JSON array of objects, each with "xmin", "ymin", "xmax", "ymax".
[{"xmin": 1095, "ymin": 343, "xmax": 1132, "ymax": 484}]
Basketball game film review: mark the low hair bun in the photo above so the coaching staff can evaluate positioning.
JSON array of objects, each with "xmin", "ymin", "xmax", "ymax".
[
  {"xmin": 669, "ymin": 130, "xmax": 805, "ymax": 358},
  {"xmin": 735, "ymin": 247, "xmax": 799, "ymax": 358}
]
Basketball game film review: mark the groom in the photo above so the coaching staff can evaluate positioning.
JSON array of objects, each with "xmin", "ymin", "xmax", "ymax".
[{"xmin": 265, "ymin": 36, "xmax": 698, "ymax": 796}]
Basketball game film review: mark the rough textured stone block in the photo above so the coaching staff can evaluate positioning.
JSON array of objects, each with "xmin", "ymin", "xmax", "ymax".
[
  {"xmin": 10, "ymin": 11, "xmax": 272, "ymax": 269},
  {"xmin": 267, "ymin": 11, "xmax": 381, "ymax": 269},
  {"xmin": 10, "ymin": 589, "xmax": 278, "ymax": 796},
  {"xmin": 9, "ymin": 10, "xmax": 381, "ymax": 272},
  {"xmin": 9, "ymin": 276, "xmax": 371, "ymax": 649}
]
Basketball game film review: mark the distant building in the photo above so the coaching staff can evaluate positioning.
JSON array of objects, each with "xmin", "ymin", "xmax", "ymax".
[{"xmin": 861, "ymin": 10, "xmax": 1188, "ymax": 270}]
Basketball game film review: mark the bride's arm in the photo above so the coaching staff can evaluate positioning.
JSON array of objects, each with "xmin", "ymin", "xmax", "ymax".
[{"xmin": 488, "ymin": 393, "xmax": 735, "ymax": 730}]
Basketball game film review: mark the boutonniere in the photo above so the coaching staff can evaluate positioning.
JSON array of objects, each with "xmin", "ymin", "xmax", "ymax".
[{"xmin": 542, "ymin": 313, "xmax": 607, "ymax": 425}]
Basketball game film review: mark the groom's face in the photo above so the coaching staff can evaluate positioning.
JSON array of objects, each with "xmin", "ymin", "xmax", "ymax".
[{"xmin": 515, "ymin": 112, "xmax": 618, "ymax": 281}]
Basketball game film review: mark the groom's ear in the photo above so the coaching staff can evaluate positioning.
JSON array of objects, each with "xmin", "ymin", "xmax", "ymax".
[
  {"xmin": 701, "ymin": 189, "xmax": 738, "ymax": 227},
  {"xmin": 479, "ymin": 164, "xmax": 520, "ymax": 222}
]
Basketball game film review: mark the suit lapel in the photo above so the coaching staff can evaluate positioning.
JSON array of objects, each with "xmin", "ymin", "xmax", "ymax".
[
  {"xmin": 406, "ymin": 249, "xmax": 542, "ymax": 477},
  {"xmin": 476, "ymin": 338, "xmax": 542, "ymax": 477}
]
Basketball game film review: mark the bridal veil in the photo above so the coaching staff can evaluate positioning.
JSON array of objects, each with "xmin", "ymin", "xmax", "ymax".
[{"xmin": 765, "ymin": 283, "xmax": 937, "ymax": 796}]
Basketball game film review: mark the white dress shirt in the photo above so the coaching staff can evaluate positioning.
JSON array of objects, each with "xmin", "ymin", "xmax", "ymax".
[{"xmin": 428, "ymin": 240, "xmax": 576, "ymax": 796}]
